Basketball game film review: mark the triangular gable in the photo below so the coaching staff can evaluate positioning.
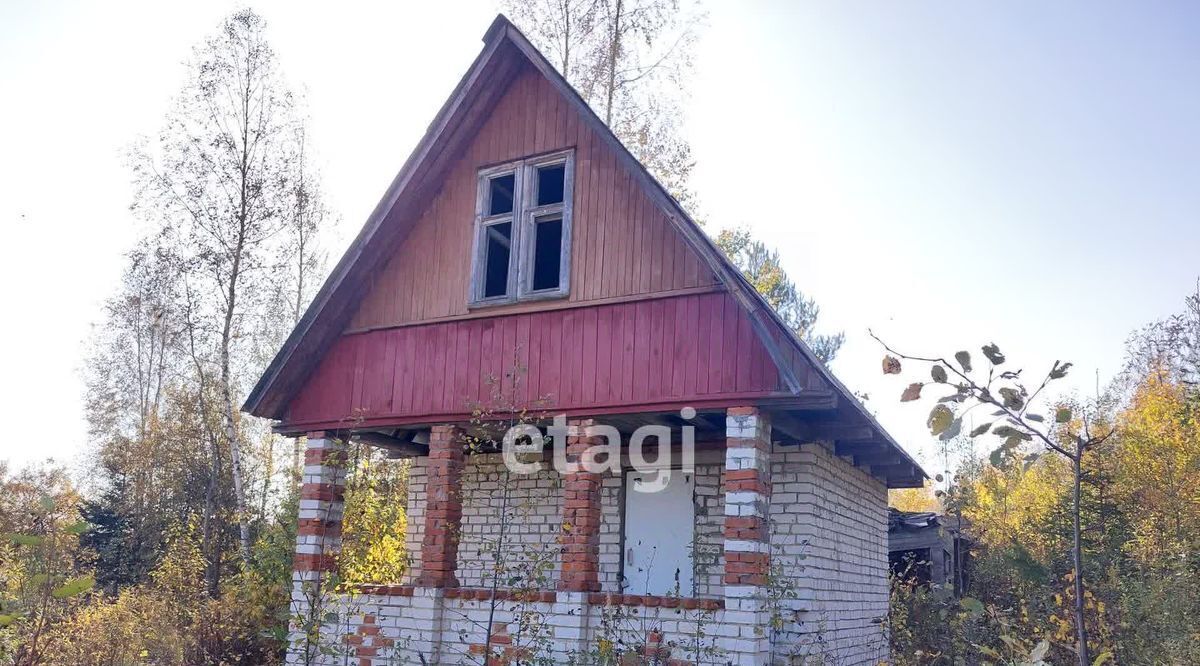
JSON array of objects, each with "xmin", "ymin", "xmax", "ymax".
[
  {"xmin": 242, "ymin": 15, "xmax": 925, "ymax": 485},
  {"xmin": 347, "ymin": 64, "xmax": 720, "ymax": 330}
]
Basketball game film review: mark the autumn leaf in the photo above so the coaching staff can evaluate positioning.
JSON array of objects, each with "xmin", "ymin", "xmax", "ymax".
[
  {"xmin": 998, "ymin": 387, "xmax": 1025, "ymax": 410},
  {"xmin": 982, "ymin": 343, "xmax": 1005, "ymax": 365},
  {"xmin": 882, "ymin": 355, "xmax": 902, "ymax": 375},
  {"xmin": 1055, "ymin": 407, "xmax": 1072, "ymax": 423},
  {"xmin": 954, "ymin": 350, "xmax": 972, "ymax": 373},
  {"xmin": 901, "ymin": 383, "xmax": 923, "ymax": 402},
  {"xmin": 928, "ymin": 404, "xmax": 954, "ymax": 435},
  {"xmin": 1049, "ymin": 360, "xmax": 1073, "ymax": 380},
  {"xmin": 970, "ymin": 422, "xmax": 992, "ymax": 437},
  {"xmin": 931, "ymin": 365, "xmax": 948, "ymax": 383},
  {"xmin": 939, "ymin": 417, "xmax": 962, "ymax": 441}
]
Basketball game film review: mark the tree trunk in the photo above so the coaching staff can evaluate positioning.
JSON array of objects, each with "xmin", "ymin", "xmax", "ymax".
[
  {"xmin": 221, "ymin": 248, "xmax": 253, "ymax": 565},
  {"xmin": 604, "ymin": 0, "xmax": 622, "ymax": 126},
  {"xmin": 1072, "ymin": 454, "xmax": 1090, "ymax": 666},
  {"xmin": 222, "ymin": 364, "xmax": 252, "ymax": 565}
]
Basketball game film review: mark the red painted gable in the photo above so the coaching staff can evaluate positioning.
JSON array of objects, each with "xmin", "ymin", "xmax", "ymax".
[{"xmin": 284, "ymin": 292, "xmax": 802, "ymax": 431}]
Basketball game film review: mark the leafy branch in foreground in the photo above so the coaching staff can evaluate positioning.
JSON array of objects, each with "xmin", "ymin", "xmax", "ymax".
[{"xmin": 872, "ymin": 332, "xmax": 1115, "ymax": 666}]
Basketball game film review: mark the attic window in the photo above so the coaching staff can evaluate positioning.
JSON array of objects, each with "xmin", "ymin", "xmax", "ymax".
[
  {"xmin": 536, "ymin": 164, "xmax": 565, "ymax": 205},
  {"xmin": 488, "ymin": 173, "xmax": 515, "ymax": 215},
  {"xmin": 470, "ymin": 150, "xmax": 574, "ymax": 305}
]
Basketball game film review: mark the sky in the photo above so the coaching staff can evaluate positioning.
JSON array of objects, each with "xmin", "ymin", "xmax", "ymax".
[{"xmin": 1, "ymin": 1, "xmax": 1197, "ymax": 477}]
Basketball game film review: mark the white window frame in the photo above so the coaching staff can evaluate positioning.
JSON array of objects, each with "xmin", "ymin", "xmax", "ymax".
[{"xmin": 469, "ymin": 149, "xmax": 574, "ymax": 307}]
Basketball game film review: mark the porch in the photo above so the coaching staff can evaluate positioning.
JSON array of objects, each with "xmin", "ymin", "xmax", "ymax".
[{"xmin": 290, "ymin": 405, "xmax": 900, "ymax": 665}]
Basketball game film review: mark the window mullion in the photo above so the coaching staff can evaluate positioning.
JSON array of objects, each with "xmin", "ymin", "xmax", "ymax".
[
  {"xmin": 509, "ymin": 163, "xmax": 526, "ymax": 299},
  {"xmin": 517, "ymin": 162, "xmax": 536, "ymax": 297}
]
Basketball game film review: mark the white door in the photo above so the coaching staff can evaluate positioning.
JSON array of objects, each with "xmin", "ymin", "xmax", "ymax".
[{"xmin": 623, "ymin": 470, "xmax": 694, "ymax": 596}]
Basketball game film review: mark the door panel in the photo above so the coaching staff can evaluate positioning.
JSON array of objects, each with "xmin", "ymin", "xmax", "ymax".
[{"xmin": 622, "ymin": 470, "xmax": 694, "ymax": 596}]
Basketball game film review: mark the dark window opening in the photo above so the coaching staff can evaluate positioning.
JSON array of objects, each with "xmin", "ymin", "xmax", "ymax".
[
  {"xmin": 536, "ymin": 164, "xmax": 565, "ymax": 206},
  {"xmin": 889, "ymin": 548, "xmax": 932, "ymax": 585},
  {"xmin": 482, "ymin": 222, "xmax": 512, "ymax": 298},
  {"xmin": 488, "ymin": 174, "xmax": 515, "ymax": 215},
  {"xmin": 531, "ymin": 216, "xmax": 563, "ymax": 291}
]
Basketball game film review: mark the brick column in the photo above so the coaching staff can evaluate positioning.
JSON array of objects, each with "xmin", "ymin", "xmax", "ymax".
[
  {"xmin": 559, "ymin": 418, "xmax": 603, "ymax": 593},
  {"xmin": 723, "ymin": 407, "xmax": 773, "ymax": 665},
  {"xmin": 295, "ymin": 432, "xmax": 347, "ymax": 576},
  {"xmin": 417, "ymin": 424, "xmax": 464, "ymax": 588},
  {"xmin": 288, "ymin": 432, "xmax": 347, "ymax": 666}
]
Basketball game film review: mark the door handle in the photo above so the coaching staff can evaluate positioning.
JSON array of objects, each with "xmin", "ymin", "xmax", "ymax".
[{"xmin": 626, "ymin": 547, "xmax": 634, "ymax": 564}]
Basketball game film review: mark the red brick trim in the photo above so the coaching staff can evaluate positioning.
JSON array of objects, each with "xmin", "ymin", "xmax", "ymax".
[
  {"xmin": 724, "ymin": 406, "xmax": 772, "ymax": 587},
  {"xmin": 294, "ymin": 553, "xmax": 337, "ymax": 572},
  {"xmin": 442, "ymin": 587, "xmax": 558, "ymax": 603},
  {"xmin": 723, "ymin": 550, "xmax": 771, "ymax": 586},
  {"xmin": 725, "ymin": 477, "xmax": 772, "ymax": 495},
  {"xmin": 300, "ymin": 482, "xmax": 345, "ymax": 502},
  {"xmin": 558, "ymin": 419, "xmax": 603, "ymax": 593},
  {"xmin": 304, "ymin": 447, "xmax": 347, "ymax": 465},
  {"xmin": 584, "ymin": 592, "xmax": 723, "ymax": 610},
  {"xmin": 724, "ymin": 572, "xmax": 767, "ymax": 586},
  {"xmin": 345, "ymin": 584, "xmax": 416, "ymax": 596},
  {"xmin": 723, "ymin": 516, "xmax": 766, "ymax": 541},
  {"xmin": 727, "ymin": 406, "xmax": 760, "ymax": 416},
  {"xmin": 297, "ymin": 518, "xmax": 342, "ymax": 537},
  {"xmin": 345, "ymin": 613, "xmax": 395, "ymax": 661},
  {"xmin": 468, "ymin": 623, "xmax": 531, "ymax": 663},
  {"xmin": 418, "ymin": 424, "xmax": 464, "ymax": 588},
  {"xmin": 725, "ymin": 436, "xmax": 770, "ymax": 450}
]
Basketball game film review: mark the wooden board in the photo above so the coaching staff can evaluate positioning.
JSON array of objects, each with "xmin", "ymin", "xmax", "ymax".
[
  {"xmin": 348, "ymin": 66, "xmax": 719, "ymax": 331},
  {"xmin": 286, "ymin": 292, "xmax": 799, "ymax": 430}
]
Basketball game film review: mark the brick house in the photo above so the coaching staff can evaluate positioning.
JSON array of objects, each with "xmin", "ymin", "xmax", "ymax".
[{"xmin": 245, "ymin": 15, "xmax": 924, "ymax": 666}]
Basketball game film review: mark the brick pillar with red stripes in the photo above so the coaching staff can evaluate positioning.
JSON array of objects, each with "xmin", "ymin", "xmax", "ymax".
[
  {"xmin": 417, "ymin": 424, "xmax": 464, "ymax": 588},
  {"xmin": 288, "ymin": 432, "xmax": 348, "ymax": 665},
  {"xmin": 722, "ymin": 406, "xmax": 773, "ymax": 664},
  {"xmin": 558, "ymin": 418, "xmax": 603, "ymax": 593},
  {"xmin": 294, "ymin": 432, "xmax": 347, "ymax": 576}
]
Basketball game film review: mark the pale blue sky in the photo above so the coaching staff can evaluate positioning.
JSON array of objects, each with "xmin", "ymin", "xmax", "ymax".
[{"xmin": 1, "ymin": 1, "xmax": 1197, "ymax": 473}]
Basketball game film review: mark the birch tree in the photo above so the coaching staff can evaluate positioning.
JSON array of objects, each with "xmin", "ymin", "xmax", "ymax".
[
  {"xmin": 131, "ymin": 9, "xmax": 314, "ymax": 564},
  {"xmin": 504, "ymin": 0, "xmax": 704, "ymax": 210}
]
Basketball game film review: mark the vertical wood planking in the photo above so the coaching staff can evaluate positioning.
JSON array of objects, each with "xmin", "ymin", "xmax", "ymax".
[
  {"xmin": 347, "ymin": 67, "xmax": 719, "ymax": 331},
  {"xmin": 290, "ymin": 293, "xmax": 796, "ymax": 426}
]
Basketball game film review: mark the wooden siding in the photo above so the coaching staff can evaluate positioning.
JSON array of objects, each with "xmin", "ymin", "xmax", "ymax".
[
  {"xmin": 286, "ymin": 292, "xmax": 795, "ymax": 429},
  {"xmin": 348, "ymin": 64, "xmax": 718, "ymax": 331}
]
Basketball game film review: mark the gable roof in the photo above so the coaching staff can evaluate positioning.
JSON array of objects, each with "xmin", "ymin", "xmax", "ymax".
[{"xmin": 243, "ymin": 14, "xmax": 926, "ymax": 486}]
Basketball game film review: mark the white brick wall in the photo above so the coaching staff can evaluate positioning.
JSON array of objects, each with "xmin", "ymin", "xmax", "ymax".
[
  {"xmin": 455, "ymin": 454, "xmax": 565, "ymax": 588},
  {"xmin": 693, "ymin": 461, "xmax": 726, "ymax": 598},
  {"xmin": 402, "ymin": 459, "xmax": 426, "ymax": 584},
  {"xmin": 599, "ymin": 473, "xmax": 623, "ymax": 591},
  {"xmin": 374, "ymin": 440, "xmax": 892, "ymax": 665},
  {"xmin": 302, "ymin": 591, "xmax": 742, "ymax": 665},
  {"xmin": 768, "ymin": 442, "xmax": 890, "ymax": 665}
]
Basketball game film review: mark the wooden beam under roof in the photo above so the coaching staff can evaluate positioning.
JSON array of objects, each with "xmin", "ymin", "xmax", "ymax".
[{"xmin": 772, "ymin": 413, "xmax": 874, "ymax": 444}]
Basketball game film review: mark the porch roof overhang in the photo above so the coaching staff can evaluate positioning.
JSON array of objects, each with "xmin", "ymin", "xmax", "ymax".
[{"xmin": 336, "ymin": 395, "xmax": 926, "ymax": 489}]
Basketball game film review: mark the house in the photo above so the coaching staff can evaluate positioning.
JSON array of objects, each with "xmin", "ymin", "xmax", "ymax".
[
  {"xmin": 245, "ymin": 14, "xmax": 925, "ymax": 666},
  {"xmin": 888, "ymin": 509, "xmax": 970, "ymax": 594}
]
